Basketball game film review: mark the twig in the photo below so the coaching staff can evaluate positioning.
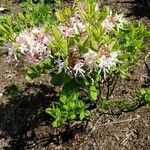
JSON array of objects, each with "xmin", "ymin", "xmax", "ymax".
[
  {"xmin": 87, "ymin": 115, "xmax": 140, "ymax": 139},
  {"xmin": 121, "ymin": 131, "xmax": 133, "ymax": 144},
  {"xmin": 94, "ymin": 115, "xmax": 140, "ymax": 128},
  {"xmin": 109, "ymin": 77, "xmax": 118, "ymax": 97},
  {"xmin": 106, "ymin": 81, "xmax": 110, "ymax": 100},
  {"xmin": 144, "ymin": 52, "xmax": 150, "ymax": 64},
  {"xmin": 87, "ymin": 116, "xmax": 102, "ymax": 137},
  {"xmin": 147, "ymin": 0, "xmax": 150, "ymax": 9}
]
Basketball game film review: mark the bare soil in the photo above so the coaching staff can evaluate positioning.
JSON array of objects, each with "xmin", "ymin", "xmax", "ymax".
[{"xmin": 0, "ymin": 0, "xmax": 150, "ymax": 150}]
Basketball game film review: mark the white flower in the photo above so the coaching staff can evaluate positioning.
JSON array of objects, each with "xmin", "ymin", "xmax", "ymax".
[
  {"xmin": 58, "ymin": 25, "xmax": 75, "ymax": 37},
  {"xmin": 102, "ymin": 18, "xmax": 115, "ymax": 32},
  {"xmin": 55, "ymin": 58, "xmax": 68, "ymax": 74},
  {"xmin": 110, "ymin": 51, "xmax": 118, "ymax": 60},
  {"xmin": 70, "ymin": 15, "xmax": 86, "ymax": 33},
  {"xmin": 74, "ymin": 11, "xmax": 82, "ymax": 21},
  {"xmin": 102, "ymin": 11, "xmax": 115, "ymax": 32},
  {"xmin": 31, "ymin": 27, "xmax": 42, "ymax": 34},
  {"xmin": 5, "ymin": 42, "xmax": 13, "ymax": 58},
  {"xmin": 99, "ymin": 52, "xmax": 118, "ymax": 69},
  {"xmin": 19, "ymin": 44, "xmax": 29, "ymax": 54},
  {"xmin": 73, "ymin": 61, "xmax": 85, "ymax": 77},
  {"xmin": 114, "ymin": 13, "xmax": 128, "ymax": 30},
  {"xmin": 99, "ymin": 52, "xmax": 118, "ymax": 78},
  {"xmin": 95, "ymin": 3, "xmax": 100, "ymax": 11},
  {"xmin": 102, "ymin": 11, "xmax": 128, "ymax": 32},
  {"xmin": 76, "ymin": 22, "xmax": 86, "ymax": 32},
  {"xmin": 83, "ymin": 50, "xmax": 97, "ymax": 71}
]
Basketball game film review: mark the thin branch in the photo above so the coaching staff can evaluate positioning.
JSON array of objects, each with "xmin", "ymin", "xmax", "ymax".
[
  {"xmin": 106, "ymin": 81, "xmax": 110, "ymax": 100},
  {"xmin": 109, "ymin": 76, "xmax": 118, "ymax": 97},
  {"xmin": 87, "ymin": 115, "xmax": 140, "ymax": 140},
  {"xmin": 144, "ymin": 52, "xmax": 150, "ymax": 64},
  {"xmin": 95, "ymin": 115, "xmax": 140, "ymax": 127},
  {"xmin": 147, "ymin": 0, "xmax": 150, "ymax": 9},
  {"xmin": 121, "ymin": 131, "xmax": 133, "ymax": 144}
]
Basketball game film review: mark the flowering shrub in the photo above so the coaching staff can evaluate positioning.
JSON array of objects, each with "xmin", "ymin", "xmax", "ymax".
[{"xmin": 2, "ymin": 0, "xmax": 148, "ymax": 127}]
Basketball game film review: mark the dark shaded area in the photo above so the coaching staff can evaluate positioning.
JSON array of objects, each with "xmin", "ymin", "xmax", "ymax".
[
  {"xmin": 118, "ymin": 0, "xmax": 150, "ymax": 19},
  {"xmin": 0, "ymin": 83, "xmax": 87, "ymax": 150},
  {"xmin": 26, "ymin": 121, "xmax": 88, "ymax": 149}
]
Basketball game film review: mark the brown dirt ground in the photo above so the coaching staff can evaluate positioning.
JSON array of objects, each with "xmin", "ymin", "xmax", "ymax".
[{"xmin": 0, "ymin": 0, "xmax": 150, "ymax": 150}]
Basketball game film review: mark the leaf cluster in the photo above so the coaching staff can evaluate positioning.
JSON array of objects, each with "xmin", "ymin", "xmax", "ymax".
[{"xmin": 46, "ymin": 79, "xmax": 90, "ymax": 127}]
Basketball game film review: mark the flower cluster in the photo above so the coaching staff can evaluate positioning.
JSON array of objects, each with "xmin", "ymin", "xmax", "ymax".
[
  {"xmin": 102, "ymin": 11, "xmax": 128, "ymax": 32},
  {"xmin": 8, "ymin": 27, "xmax": 52, "ymax": 64},
  {"xmin": 54, "ymin": 47, "xmax": 119, "ymax": 80},
  {"xmin": 70, "ymin": 49, "xmax": 119, "ymax": 79},
  {"xmin": 58, "ymin": 2, "xmax": 101, "ymax": 37},
  {"xmin": 58, "ymin": 11, "xmax": 86, "ymax": 37}
]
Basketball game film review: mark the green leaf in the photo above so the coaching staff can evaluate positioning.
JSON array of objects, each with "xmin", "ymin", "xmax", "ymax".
[
  {"xmin": 51, "ymin": 72, "xmax": 71, "ymax": 85},
  {"xmin": 63, "ymin": 104, "xmax": 69, "ymax": 110},
  {"xmin": 45, "ymin": 107, "xmax": 56, "ymax": 118},
  {"xmin": 42, "ymin": 57, "xmax": 52, "ymax": 70},
  {"xmin": 25, "ymin": 67, "xmax": 39, "ymax": 81},
  {"xmin": 68, "ymin": 90, "xmax": 78, "ymax": 101},
  {"xmin": 51, "ymin": 25, "xmax": 62, "ymax": 41},
  {"xmin": 69, "ymin": 111, "xmax": 76, "ymax": 120},
  {"xmin": 60, "ymin": 93, "xmax": 67, "ymax": 104},
  {"xmin": 89, "ymin": 85, "xmax": 98, "ymax": 101},
  {"xmin": 84, "ymin": 110, "xmax": 90, "ymax": 117},
  {"xmin": 26, "ymin": 57, "xmax": 52, "ymax": 81},
  {"xmin": 79, "ymin": 111, "xmax": 85, "ymax": 120},
  {"xmin": 52, "ymin": 120, "xmax": 59, "ymax": 127},
  {"xmin": 99, "ymin": 101, "xmax": 109, "ymax": 110},
  {"xmin": 100, "ymin": 6, "xmax": 110, "ymax": 21},
  {"xmin": 55, "ymin": 11, "xmax": 65, "ymax": 22},
  {"xmin": 69, "ymin": 101, "xmax": 76, "ymax": 108},
  {"xmin": 55, "ymin": 107, "xmax": 61, "ymax": 118},
  {"xmin": 76, "ymin": 100, "xmax": 85, "ymax": 109},
  {"xmin": 62, "ymin": 79, "xmax": 78, "ymax": 96}
]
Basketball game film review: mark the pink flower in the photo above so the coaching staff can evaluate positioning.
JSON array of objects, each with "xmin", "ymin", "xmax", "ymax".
[
  {"xmin": 10, "ymin": 27, "xmax": 52, "ymax": 64},
  {"xmin": 83, "ymin": 50, "xmax": 97, "ymax": 71},
  {"xmin": 102, "ymin": 11, "xmax": 115, "ymax": 32},
  {"xmin": 16, "ymin": 37, "xmax": 27, "ymax": 45},
  {"xmin": 58, "ymin": 25, "xmax": 75, "ymax": 37}
]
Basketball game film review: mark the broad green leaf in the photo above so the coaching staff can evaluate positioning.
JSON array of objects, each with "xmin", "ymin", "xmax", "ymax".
[
  {"xmin": 84, "ymin": 110, "xmax": 90, "ymax": 117},
  {"xmin": 69, "ymin": 111, "xmax": 76, "ymax": 120},
  {"xmin": 55, "ymin": 11, "xmax": 65, "ymax": 22},
  {"xmin": 60, "ymin": 93, "xmax": 67, "ymax": 104},
  {"xmin": 79, "ymin": 111, "xmax": 85, "ymax": 120},
  {"xmin": 89, "ymin": 85, "xmax": 98, "ymax": 101},
  {"xmin": 51, "ymin": 25, "xmax": 62, "ymax": 41}
]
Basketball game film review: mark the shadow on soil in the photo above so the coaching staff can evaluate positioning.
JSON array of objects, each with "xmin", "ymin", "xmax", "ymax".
[
  {"xmin": 118, "ymin": 0, "xmax": 150, "ymax": 19},
  {"xmin": 0, "ymin": 83, "xmax": 87, "ymax": 150}
]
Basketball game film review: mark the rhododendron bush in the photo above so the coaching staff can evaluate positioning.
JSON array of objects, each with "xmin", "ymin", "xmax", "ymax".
[{"xmin": 2, "ymin": 0, "xmax": 148, "ymax": 127}]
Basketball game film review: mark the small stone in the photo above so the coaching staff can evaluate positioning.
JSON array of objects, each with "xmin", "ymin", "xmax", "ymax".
[
  {"xmin": 27, "ymin": 130, "xmax": 32, "ymax": 138},
  {"xmin": 0, "ymin": 93, "xmax": 3, "ymax": 97},
  {"xmin": 0, "ymin": 7, "xmax": 7, "ymax": 12}
]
